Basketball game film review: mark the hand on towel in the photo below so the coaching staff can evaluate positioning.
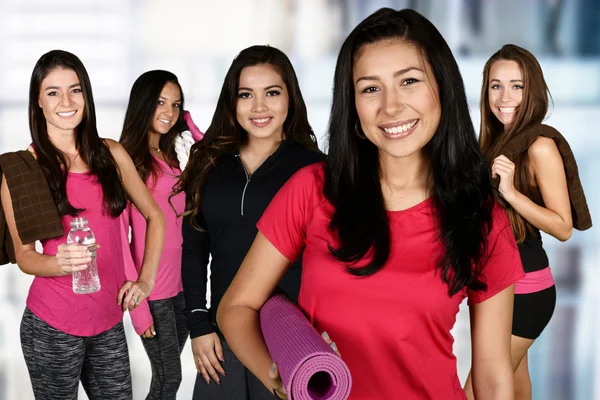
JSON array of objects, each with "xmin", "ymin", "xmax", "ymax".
[
  {"xmin": 491, "ymin": 154, "xmax": 516, "ymax": 201},
  {"xmin": 191, "ymin": 332, "xmax": 226, "ymax": 385}
]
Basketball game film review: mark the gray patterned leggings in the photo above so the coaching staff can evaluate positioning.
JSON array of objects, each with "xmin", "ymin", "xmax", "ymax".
[
  {"xmin": 141, "ymin": 291, "xmax": 188, "ymax": 400},
  {"xmin": 20, "ymin": 307, "xmax": 132, "ymax": 400}
]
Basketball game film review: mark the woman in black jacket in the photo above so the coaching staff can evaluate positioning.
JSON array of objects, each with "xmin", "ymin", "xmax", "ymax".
[{"xmin": 175, "ymin": 45, "xmax": 324, "ymax": 400}]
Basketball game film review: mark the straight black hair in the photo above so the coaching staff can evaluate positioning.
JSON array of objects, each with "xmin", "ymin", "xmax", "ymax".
[
  {"xmin": 29, "ymin": 50, "xmax": 126, "ymax": 217},
  {"xmin": 325, "ymin": 9, "xmax": 494, "ymax": 295}
]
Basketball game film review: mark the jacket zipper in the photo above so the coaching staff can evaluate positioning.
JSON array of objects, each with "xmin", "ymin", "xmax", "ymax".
[{"xmin": 237, "ymin": 156, "xmax": 251, "ymax": 216}]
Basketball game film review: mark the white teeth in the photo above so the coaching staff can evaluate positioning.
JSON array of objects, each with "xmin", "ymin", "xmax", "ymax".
[
  {"xmin": 159, "ymin": 119, "xmax": 171, "ymax": 124},
  {"xmin": 499, "ymin": 107, "xmax": 516, "ymax": 113},
  {"xmin": 57, "ymin": 111, "xmax": 76, "ymax": 117},
  {"xmin": 252, "ymin": 118, "xmax": 270, "ymax": 123},
  {"xmin": 382, "ymin": 120, "xmax": 417, "ymax": 134}
]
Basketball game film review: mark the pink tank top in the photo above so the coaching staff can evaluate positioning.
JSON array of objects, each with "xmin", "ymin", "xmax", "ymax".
[
  {"xmin": 27, "ymin": 171, "xmax": 127, "ymax": 336},
  {"xmin": 126, "ymin": 157, "xmax": 185, "ymax": 300}
]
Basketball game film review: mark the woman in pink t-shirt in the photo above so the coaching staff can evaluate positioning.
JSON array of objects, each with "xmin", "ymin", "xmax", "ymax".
[
  {"xmin": 119, "ymin": 70, "xmax": 202, "ymax": 400},
  {"xmin": 0, "ymin": 51, "xmax": 165, "ymax": 399},
  {"xmin": 217, "ymin": 9, "xmax": 525, "ymax": 400}
]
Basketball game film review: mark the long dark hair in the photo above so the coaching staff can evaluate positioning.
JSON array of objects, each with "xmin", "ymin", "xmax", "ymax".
[
  {"xmin": 325, "ymin": 8, "xmax": 494, "ymax": 295},
  {"xmin": 479, "ymin": 45, "xmax": 550, "ymax": 243},
  {"xmin": 176, "ymin": 45, "xmax": 320, "ymax": 225},
  {"xmin": 119, "ymin": 70, "xmax": 184, "ymax": 184},
  {"xmin": 29, "ymin": 50, "xmax": 126, "ymax": 217}
]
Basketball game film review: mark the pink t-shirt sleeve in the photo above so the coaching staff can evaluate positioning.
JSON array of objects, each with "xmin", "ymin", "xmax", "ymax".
[
  {"xmin": 120, "ymin": 204, "xmax": 153, "ymax": 335},
  {"xmin": 467, "ymin": 204, "xmax": 526, "ymax": 305},
  {"xmin": 129, "ymin": 301, "xmax": 153, "ymax": 335},
  {"xmin": 257, "ymin": 163, "xmax": 324, "ymax": 262}
]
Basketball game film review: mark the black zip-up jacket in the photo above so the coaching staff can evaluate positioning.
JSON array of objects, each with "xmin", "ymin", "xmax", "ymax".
[{"xmin": 182, "ymin": 141, "xmax": 325, "ymax": 339}]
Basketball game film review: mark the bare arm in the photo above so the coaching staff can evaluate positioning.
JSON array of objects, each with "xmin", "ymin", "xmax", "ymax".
[
  {"xmin": 1, "ymin": 174, "xmax": 90, "ymax": 276},
  {"xmin": 106, "ymin": 139, "xmax": 165, "ymax": 308},
  {"xmin": 469, "ymin": 285, "xmax": 515, "ymax": 399},
  {"xmin": 493, "ymin": 137, "xmax": 573, "ymax": 241},
  {"xmin": 216, "ymin": 232, "xmax": 291, "ymax": 390}
]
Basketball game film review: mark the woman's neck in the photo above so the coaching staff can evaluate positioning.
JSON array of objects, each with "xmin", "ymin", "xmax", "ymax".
[
  {"xmin": 47, "ymin": 127, "xmax": 77, "ymax": 154},
  {"xmin": 148, "ymin": 131, "xmax": 161, "ymax": 150},
  {"xmin": 47, "ymin": 126, "xmax": 88, "ymax": 172},
  {"xmin": 238, "ymin": 135, "xmax": 282, "ymax": 175},
  {"xmin": 379, "ymin": 151, "xmax": 431, "ymax": 211}
]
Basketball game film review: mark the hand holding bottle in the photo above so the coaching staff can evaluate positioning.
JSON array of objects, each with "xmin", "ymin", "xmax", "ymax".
[
  {"xmin": 67, "ymin": 217, "xmax": 101, "ymax": 294},
  {"xmin": 55, "ymin": 243, "xmax": 92, "ymax": 274}
]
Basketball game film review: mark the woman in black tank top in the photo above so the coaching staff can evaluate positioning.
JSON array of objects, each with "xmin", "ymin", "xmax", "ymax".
[{"xmin": 465, "ymin": 45, "xmax": 583, "ymax": 400}]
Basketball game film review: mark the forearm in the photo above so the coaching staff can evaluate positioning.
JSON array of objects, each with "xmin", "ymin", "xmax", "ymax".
[
  {"xmin": 181, "ymin": 212, "xmax": 213, "ymax": 337},
  {"xmin": 182, "ymin": 275, "xmax": 214, "ymax": 338},
  {"xmin": 182, "ymin": 260, "xmax": 214, "ymax": 338},
  {"xmin": 472, "ymin": 360, "xmax": 514, "ymax": 400},
  {"xmin": 218, "ymin": 304, "xmax": 274, "ymax": 390},
  {"xmin": 17, "ymin": 249, "xmax": 63, "ymax": 277},
  {"xmin": 138, "ymin": 211, "xmax": 165, "ymax": 285},
  {"xmin": 505, "ymin": 190, "xmax": 572, "ymax": 241}
]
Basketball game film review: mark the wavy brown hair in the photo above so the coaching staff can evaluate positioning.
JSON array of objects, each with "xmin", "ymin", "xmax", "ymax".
[
  {"xmin": 479, "ymin": 44, "xmax": 551, "ymax": 242},
  {"xmin": 175, "ymin": 45, "xmax": 320, "ymax": 227}
]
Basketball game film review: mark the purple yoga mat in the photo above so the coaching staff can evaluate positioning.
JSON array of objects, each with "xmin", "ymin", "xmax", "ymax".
[{"xmin": 260, "ymin": 295, "xmax": 352, "ymax": 400}]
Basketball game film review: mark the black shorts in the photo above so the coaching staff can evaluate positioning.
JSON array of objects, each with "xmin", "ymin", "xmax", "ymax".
[{"xmin": 512, "ymin": 285, "xmax": 556, "ymax": 339}]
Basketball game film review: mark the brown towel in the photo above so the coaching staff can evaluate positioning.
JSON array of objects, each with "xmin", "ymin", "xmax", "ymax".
[
  {"xmin": 500, "ymin": 124, "xmax": 592, "ymax": 231},
  {"xmin": 0, "ymin": 150, "xmax": 64, "ymax": 265}
]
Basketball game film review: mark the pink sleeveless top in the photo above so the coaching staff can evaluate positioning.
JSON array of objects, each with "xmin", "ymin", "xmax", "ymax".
[
  {"xmin": 27, "ymin": 171, "xmax": 126, "ymax": 336},
  {"xmin": 122, "ymin": 157, "xmax": 185, "ymax": 334},
  {"xmin": 127, "ymin": 157, "xmax": 185, "ymax": 301}
]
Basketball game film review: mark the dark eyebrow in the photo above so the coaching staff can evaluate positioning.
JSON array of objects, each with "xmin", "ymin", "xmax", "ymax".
[
  {"xmin": 159, "ymin": 96, "xmax": 182, "ymax": 102},
  {"xmin": 490, "ymin": 79, "xmax": 523, "ymax": 83},
  {"xmin": 238, "ymin": 85, "xmax": 284, "ymax": 92},
  {"xmin": 44, "ymin": 83, "xmax": 81, "ymax": 91},
  {"xmin": 355, "ymin": 66, "xmax": 424, "ymax": 84}
]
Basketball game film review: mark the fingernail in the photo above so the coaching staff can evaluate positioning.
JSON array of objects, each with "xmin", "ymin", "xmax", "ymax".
[
  {"xmin": 322, "ymin": 331, "xmax": 330, "ymax": 341},
  {"xmin": 152, "ymin": 330, "xmax": 156, "ymax": 336},
  {"xmin": 331, "ymin": 342, "xmax": 338, "ymax": 352}
]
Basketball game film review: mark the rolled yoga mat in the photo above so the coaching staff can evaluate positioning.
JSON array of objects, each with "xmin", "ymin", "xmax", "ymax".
[{"xmin": 260, "ymin": 295, "xmax": 352, "ymax": 400}]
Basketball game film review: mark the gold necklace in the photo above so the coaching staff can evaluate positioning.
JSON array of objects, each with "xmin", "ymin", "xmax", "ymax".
[{"xmin": 149, "ymin": 144, "xmax": 161, "ymax": 153}]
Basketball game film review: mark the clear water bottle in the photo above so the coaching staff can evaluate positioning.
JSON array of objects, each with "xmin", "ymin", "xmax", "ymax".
[{"xmin": 67, "ymin": 217, "xmax": 101, "ymax": 294}]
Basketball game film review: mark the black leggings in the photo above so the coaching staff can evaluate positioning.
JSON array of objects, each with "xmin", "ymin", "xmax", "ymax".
[
  {"xmin": 20, "ymin": 307, "xmax": 132, "ymax": 400},
  {"xmin": 141, "ymin": 291, "xmax": 188, "ymax": 400},
  {"xmin": 192, "ymin": 339, "xmax": 274, "ymax": 400}
]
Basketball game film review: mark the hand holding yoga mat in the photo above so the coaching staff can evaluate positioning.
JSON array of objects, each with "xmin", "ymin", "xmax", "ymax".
[{"xmin": 260, "ymin": 295, "xmax": 352, "ymax": 400}]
